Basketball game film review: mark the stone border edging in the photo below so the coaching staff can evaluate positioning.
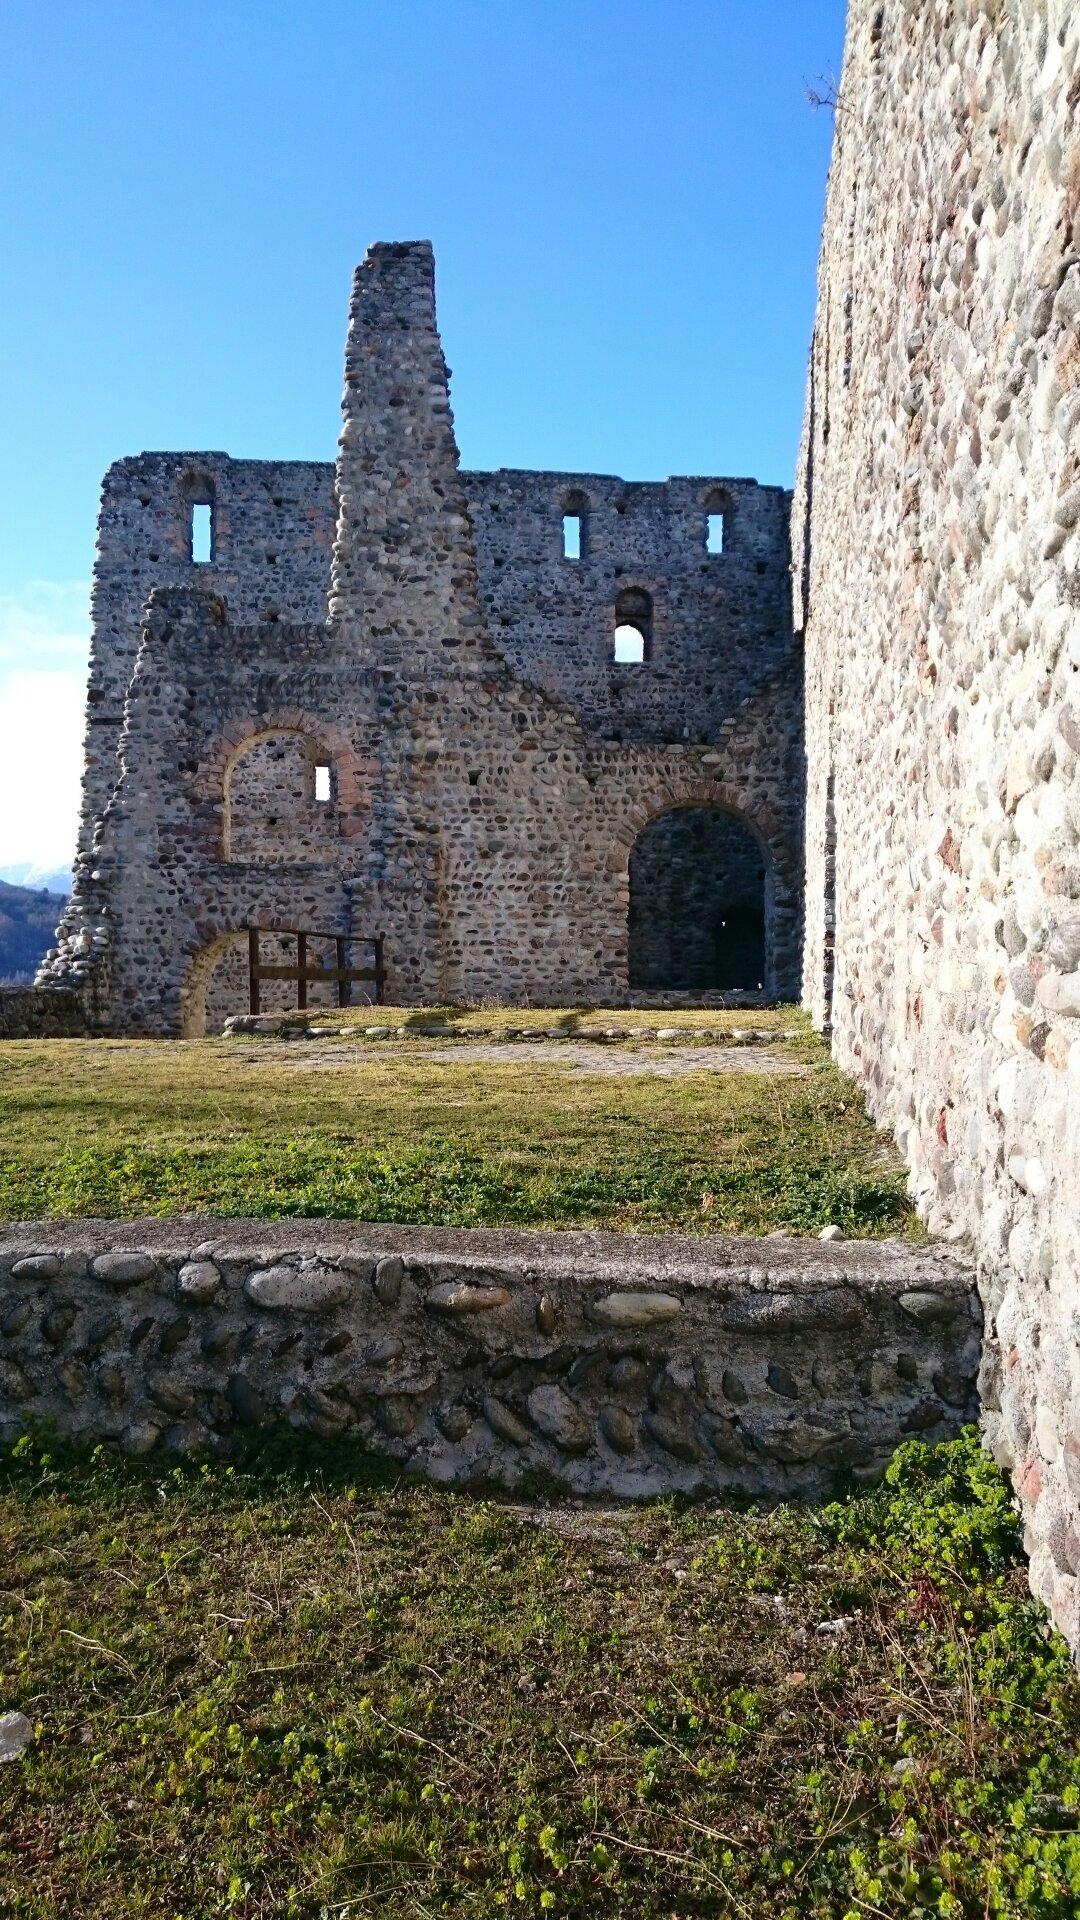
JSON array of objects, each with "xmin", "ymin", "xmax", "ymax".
[{"xmin": 222, "ymin": 1015, "xmax": 806, "ymax": 1045}]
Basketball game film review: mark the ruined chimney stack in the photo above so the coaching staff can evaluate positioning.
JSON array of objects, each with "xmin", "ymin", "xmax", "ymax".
[{"xmin": 327, "ymin": 241, "xmax": 490, "ymax": 667}]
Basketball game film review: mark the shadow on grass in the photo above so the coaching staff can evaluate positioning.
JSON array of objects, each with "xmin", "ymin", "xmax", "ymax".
[{"xmin": 0, "ymin": 1419, "xmax": 889, "ymax": 1523}]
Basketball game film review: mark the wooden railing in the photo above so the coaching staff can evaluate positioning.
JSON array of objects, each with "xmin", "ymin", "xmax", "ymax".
[{"xmin": 246, "ymin": 928, "xmax": 385, "ymax": 1015}]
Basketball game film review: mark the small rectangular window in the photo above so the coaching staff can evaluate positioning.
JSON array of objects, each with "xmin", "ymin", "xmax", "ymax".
[
  {"xmin": 706, "ymin": 513, "xmax": 725, "ymax": 555},
  {"xmin": 191, "ymin": 501, "xmax": 213, "ymax": 563},
  {"xmin": 314, "ymin": 763, "xmax": 331, "ymax": 804},
  {"xmin": 562, "ymin": 513, "xmax": 582, "ymax": 561}
]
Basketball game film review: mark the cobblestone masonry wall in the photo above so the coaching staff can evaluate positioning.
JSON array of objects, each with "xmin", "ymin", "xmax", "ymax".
[
  {"xmin": 69, "ymin": 454, "xmax": 789, "ymax": 840},
  {"xmin": 796, "ymin": 0, "xmax": 1080, "ymax": 1645},
  {"xmin": 0, "ymin": 1222, "xmax": 980, "ymax": 1496},
  {"xmin": 468, "ymin": 468, "xmax": 791, "ymax": 743},
  {"xmin": 42, "ymin": 244, "xmax": 803, "ymax": 1025},
  {"xmin": 224, "ymin": 734, "xmax": 339, "ymax": 864},
  {"xmin": 0, "ymin": 988, "xmax": 88, "ymax": 1039}
]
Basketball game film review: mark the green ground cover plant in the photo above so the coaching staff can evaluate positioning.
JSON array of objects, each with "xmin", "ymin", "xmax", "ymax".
[
  {"xmin": 0, "ymin": 1021, "xmax": 914, "ymax": 1236},
  {"xmin": 0, "ymin": 1428, "xmax": 1076, "ymax": 1917}
]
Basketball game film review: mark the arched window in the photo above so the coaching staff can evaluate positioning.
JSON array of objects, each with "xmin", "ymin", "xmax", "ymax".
[
  {"xmin": 182, "ymin": 473, "xmax": 216, "ymax": 564},
  {"xmin": 561, "ymin": 489, "xmax": 588, "ymax": 562},
  {"xmin": 223, "ymin": 731, "xmax": 338, "ymax": 863},
  {"xmin": 702, "ymin": 487, "xmax": 730, "ymax": 556},
  {"xmin": 613, "ymin": 625, "xmax": 645, "ymax": 664},
  {"xmin": 613, "ymin": 585, "xmax": 653, "ymax": 665},
  {"xmin": 628, "ymin": 806, "xmax": 767, "ymax": 989}
]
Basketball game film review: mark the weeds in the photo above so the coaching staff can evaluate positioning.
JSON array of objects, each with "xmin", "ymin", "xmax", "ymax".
[{"xmin": 0, "ymin": 1430, "xmax": 1076, "ymax": 1916}]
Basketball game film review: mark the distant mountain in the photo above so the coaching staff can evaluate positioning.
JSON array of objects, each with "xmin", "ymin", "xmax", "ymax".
[
  {"xmin": 0, "ymin": 880, "xmax": 69, "ymax": 986},
  {"xmin": 0, "ymin": 861, "xmax": 73, "ymax": 897}
]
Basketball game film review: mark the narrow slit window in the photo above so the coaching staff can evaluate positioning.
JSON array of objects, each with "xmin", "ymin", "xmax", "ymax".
[
  {"xmin": 191, "ymin": 501, "xmax": 213, "ymax": 563},
  {"xmin": 706, "ymin": 512, "xmax": 725, "ymax": 555},
  {"xmin": 562, "ymin": 513, "xmax": 582, "ymax": 561},
  {"xmin": 314, "ymin": 763, "xmax": 331, "ymax": 804}
]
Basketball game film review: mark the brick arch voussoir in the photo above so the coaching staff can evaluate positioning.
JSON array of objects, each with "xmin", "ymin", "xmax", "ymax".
[
  {"xmin": 607, "ymin": 778, "xmax": 785, "ymax": 878},
  {"xmin": 196, "ymin": 710, "xmax": 361, "ymax": 800},
  {"xmin": 178, "ymin": 923, "xmax": 251, "ymax": 1039}
]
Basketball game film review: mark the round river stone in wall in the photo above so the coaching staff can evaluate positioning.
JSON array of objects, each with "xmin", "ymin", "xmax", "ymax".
[
  {"xmin": 244, "ymin": 1265, "xmax": 352, "ymax": 1313},
  {"xmin": 587, "ymin": 1291, "xmax": 682, "ymax": 1329},
  {"xmin": 0, "ymin": 1359, "xmax": 33, "ymax": 1401},
  {"xmin": 373, "ymin": 1256, "xmax": 404, "ymax": 1306},
  {"xmin": 435, "ymin": 1402, "xmax": 472, "ymax": 1442},
  {"xmin": 426, "ymin": 1282, "xmax": 511, "ymax": 1314},
  {"xmin": 526, "ymin": 1383, "xmax": 590, "ymax": 1454},
  {"xmin": 226, "ymin": 1374, "xmax": 267, "ymax": 1425},
  {"xmin": 599, "ymin": 1405, "xmax": 638, "ymax": 1454},
  {"xmin": 376, "ymin": 1397, "xmax": 417, "ymax": 1438},
  {"xmin": 11, "ymin": 1256, "xmax": 61, "ymax": 1280},
  {"xmin": 176, "ymin": 1261, "xmax": 222, "ymax": 1304},
  {"xmin": 482, "ymin": 1394, "xmax": 531, "ymax": 1446},
  {"xmin": 91, "ymin": 1251, "xmax": 156, "ymax": 1287},
  {"xmin": 644, "ymin": 1410, "xmax": 705, "ymax": 1463},
  {"xmin": 899, "ymin": 1289, "xmax": 960, "ymax": 1326},
  {"xmin": 535, "ymin": 1294, "xmax": 557, "ymax": 1335}
]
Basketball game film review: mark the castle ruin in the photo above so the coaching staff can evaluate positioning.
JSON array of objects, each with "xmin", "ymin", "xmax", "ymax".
[
  {"xmin": 41, "ymin": 243, "xmax": 801, "ymax": 1034},
  {"xmin": 21, "ymin": 0, "xmax": 1080, "ymax": 1654}
]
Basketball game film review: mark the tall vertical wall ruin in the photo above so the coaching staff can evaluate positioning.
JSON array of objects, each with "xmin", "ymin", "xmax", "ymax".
[{"xmin": 797, "ymin": 0, "xmax": 1080, "ymax": 1646}]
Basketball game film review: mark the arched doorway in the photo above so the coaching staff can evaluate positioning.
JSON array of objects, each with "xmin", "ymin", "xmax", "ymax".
[
  {"xmin": 181, "ymin": 930, "xmax": 343, "ymax": 1037},
  {"xmin": 628, "ymin": 807, "xmax": 768, "ymax": 991}
]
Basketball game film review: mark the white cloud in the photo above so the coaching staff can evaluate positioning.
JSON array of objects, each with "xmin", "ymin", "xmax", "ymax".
[{"xmin": 0, "ymin": 583, "xmax": 90, "ymax": 870}]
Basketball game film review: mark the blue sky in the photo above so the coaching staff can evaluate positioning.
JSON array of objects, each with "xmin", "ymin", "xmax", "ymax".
[{"xmin": 0, "ymin": 0, "xmax": 845, "ymax": 875}]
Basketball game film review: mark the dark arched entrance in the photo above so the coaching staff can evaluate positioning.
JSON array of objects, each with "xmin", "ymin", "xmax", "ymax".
[{"xmin": 628, "ymin": 807, "xmax": 767, "ymax": 990}]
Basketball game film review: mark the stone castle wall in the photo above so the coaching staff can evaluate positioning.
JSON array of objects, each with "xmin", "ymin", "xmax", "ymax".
[
  {"xmin": 43, "ymin": 243, "xmax": 803, "ymax": 1027},
  {"xmin": 797, "ymin": 0, "xmax": 1080, "ymax": 1645},
  {"xmin": 468, "ymin": 468, "xmax": 791, "ymax": 742},
  {"xmin": 76, "ymin": 456, "xmax": 789, "ymax": 844},
  {"xmin": 0, "ymin": 987, "xmax": 88, "ymax": 1040},
  {"xmin": 76, "ymin": 454, "xmax": 335, "ymax": 856},
  {"xmin": 0, "ymin": 1220, "xmax": 980, "ymax": 1496}
]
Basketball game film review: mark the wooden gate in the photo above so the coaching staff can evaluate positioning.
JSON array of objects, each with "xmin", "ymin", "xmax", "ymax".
[{"xmin": 246, "ymin": 928, "xmax": 385, "ymax": 1015}]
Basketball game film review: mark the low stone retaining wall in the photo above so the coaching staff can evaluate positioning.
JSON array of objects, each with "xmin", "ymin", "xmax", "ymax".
[
  {"xmin": 0, "ymin": 987, "xmax": 89, "ymax": 1039},
  {"xmin": 0, "ymin": 1221, "xmax": 981, "ymax": 1495}
]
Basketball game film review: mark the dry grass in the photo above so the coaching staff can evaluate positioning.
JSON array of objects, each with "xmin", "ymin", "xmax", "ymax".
[{"xmin": 277, "ymin": 1003, "xmax": 806, "ymax": 1036}]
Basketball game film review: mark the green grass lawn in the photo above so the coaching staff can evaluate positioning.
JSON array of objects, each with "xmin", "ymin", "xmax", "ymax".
[
  {"xmin": 1, "ymin": 1428, "xmax": 1076, "ymax": 1918},
  {"xmin": 260, "ymin": 1003, "xmax": 807, "ymax": 1035},
  {"xmin": 0, "ymin": 1019, "xmax": 915, "ymax": 1236}
]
